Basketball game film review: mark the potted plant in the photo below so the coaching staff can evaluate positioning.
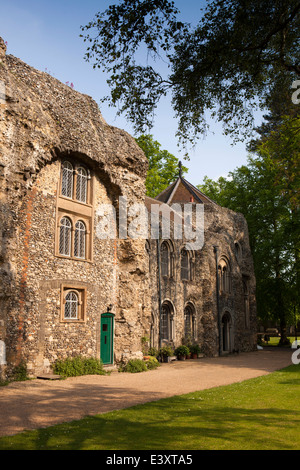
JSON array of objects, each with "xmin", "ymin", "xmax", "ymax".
[
  {"xmin": 159, "ymin": 345, "xmax": 174, "ymax": 363},
  {"xmin": 174, "ymin": 345, "xmax": 190, "ymax": 361},
  {"xmin": 189, "ymin": 344, "xmax": 202, "ymax": 359}
]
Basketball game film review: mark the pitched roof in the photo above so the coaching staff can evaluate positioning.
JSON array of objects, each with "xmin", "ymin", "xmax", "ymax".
[{"xmin": 155, "ymin": 174, "xmax": 218, "ymax": 206}]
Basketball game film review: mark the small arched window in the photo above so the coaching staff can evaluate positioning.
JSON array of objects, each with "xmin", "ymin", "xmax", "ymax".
[
  {"xmin": 61, "ymin": 161, "xmax": 74, "ymax": 198},
  {"xmin": 59, "ymin": 216, "xmax": 72, "ymax": 256},
  {"xmin": 64, "ymin": 291, "xmax": 79, "ymax": 320},
  {"xmin": 76, "ymin": 167, "xmax": 88, "ymax": 203},
  {"xmin": 74, "ymin": 220, "xmax": 86, "ymax": 259}
]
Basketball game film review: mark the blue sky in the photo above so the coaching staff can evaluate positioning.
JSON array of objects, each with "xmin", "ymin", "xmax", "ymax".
[{"xmin": 0, "ymin": 0, "xmax": 263, "ymax": 186}]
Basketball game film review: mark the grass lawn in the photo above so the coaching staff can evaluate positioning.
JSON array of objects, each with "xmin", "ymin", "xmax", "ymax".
[{"xmin": 0, "ymin": 364, "xmax": 300, "ymax": 450}]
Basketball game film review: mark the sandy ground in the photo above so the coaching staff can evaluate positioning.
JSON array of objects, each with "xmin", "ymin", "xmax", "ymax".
[{"xmin": 0, "ymin": 349, "xmax": 293, "ymax": 437}]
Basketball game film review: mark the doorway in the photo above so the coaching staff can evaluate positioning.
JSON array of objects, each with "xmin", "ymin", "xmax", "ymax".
[
  {"xmin": 100, "ymin": 313, "xmax": 114, "ymax": 365},
  {"xmin": 222, "ymin": 312, "xmax": 232, "ymax": 353}
]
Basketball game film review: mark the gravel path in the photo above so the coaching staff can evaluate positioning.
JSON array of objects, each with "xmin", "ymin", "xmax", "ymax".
[{"xmin": 0, "ymin": 349, "xmax": 293, "ymax": 437}]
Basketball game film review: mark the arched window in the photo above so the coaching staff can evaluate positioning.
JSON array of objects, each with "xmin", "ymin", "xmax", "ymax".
[
  {"xmin": 61, "ymin": 161, "xmax": 74, "ymax": 198},
  {"xmin": 161, "ymin": 241, "xmax": 174, "ymax": 277},
  {"xmin": 76, "ymin": 167, "xmax": 88, "ymax": 203},
  {"xmin": 161, "ymin": 302, "xmax": 174, "ymax": 341},
  {"xmin": 181, "ymin": 249, "xmax": 189, "ymax": 280},
  {"xmin": 59, "ymin": 216, "xmax": 72, "ymax": 256},
  {"xmin": 184, "ymin": 304, "xmax": 196, "ymax": 339},
  {"xmin": 161, "ymin": 242, "xmax": 170, "ymax": 277},
  {"xmin": 218, "ymin": 257, "xmax": 231, "ymax": 294},
  {"xmin": 64, "ymin": 291, "xmax": 79, "ymax": 320},
  {"xmin": 74, "ymin": 220, "xmax": 86, "ymax": 259}
]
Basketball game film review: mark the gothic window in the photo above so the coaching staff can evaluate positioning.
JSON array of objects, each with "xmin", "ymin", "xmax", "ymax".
[
  {"xmin": 184, "ymin": 304, "xmax": 196, "ymax": 339},
  {"xmin": 218, "ymin": 257, "xmax": 231, "ymax": 294},
  {"xmin": 59, "ymin": 216, "xmax": 72, "ymax": 256},
  {"xmin": 161, "ymin": 242, "xmax": 169, "ymax": 277},
  {"xmin": 57, "ymin": 158, "xmax": 93, "ymax": 261},
  {"xmin": 76, "ymin": 167, "xmax": 88, "ymax": 203},
  {"xmin": 161, "ymin": 241, "xmax": 173, "ymax": 277},
  {"xmin": 61, "ymin": 161, "xmax": 74, "ymax": 198},
  {"xmin": 181, "ymin": 249, "xmax": 189, "ymax": 280},
  {"xmin": 161, "ymin": 302, "xmax": 174, "ymax": 341},
  {"xmin": 74, "ymin": 220, "xmax": 86, "ymax": 259},
  {"xmin": 64, "ymin": 291, "xmax": 79, "ymax": 320}
]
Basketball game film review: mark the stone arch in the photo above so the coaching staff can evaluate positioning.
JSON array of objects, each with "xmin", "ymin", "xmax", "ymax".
[{"xmin": 221, "ymin": 309, "xmax": 234, "ymax": 353}]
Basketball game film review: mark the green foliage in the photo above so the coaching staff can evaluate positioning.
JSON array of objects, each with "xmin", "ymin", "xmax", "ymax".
[
  {"xmin": 174, "ymin": 345, "xmax": 190, "ymax": 357},
  {"xmin": 53, "ymin": 356, "xmax": 107, "ymax": 378},
  {"xmin": 81, "ymin": 0, "xmax": 300, "ymax": 146},
  {"xmin": 197, "ymin": 110, "xmax": 300, "ymax": 340},
  {"xmin": 159, "ymin": 346, "xmax": 174, "ymax": 357},
  {"xmin": 148, "ymin": 347, "xmax": 159, "ymax": 357},
  {"xmin": 136, "ymin": 134, "xmax": 188, "ymax": 198},
  {"xmin": 11, "ymin": 361, "xmax": 29, "ymax": 382},
  {"xmin": 121, "ymin": 359, "xmax": 148, "ymax": 373},
  {"xmin": 145, "ymin": 356, "xmax": 160, "ymax": 370},
  {"xmin": 189, "ymin": 344, "xmax": 202, "ymax": 355}
]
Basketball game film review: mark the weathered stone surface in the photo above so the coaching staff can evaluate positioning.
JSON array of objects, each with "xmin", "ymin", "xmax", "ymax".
[{"xmin": 0, "ymin": 39, "xmax": 256, "ymax": 378}]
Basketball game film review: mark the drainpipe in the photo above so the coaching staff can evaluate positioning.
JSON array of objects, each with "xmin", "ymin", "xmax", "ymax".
[
  {"xmin": 157, "ymin": 239, "xmax": 162, "ymax": 350},
  {"xmin": 213, "ymin": 245, "xmax": 222, "ymax": 356}
]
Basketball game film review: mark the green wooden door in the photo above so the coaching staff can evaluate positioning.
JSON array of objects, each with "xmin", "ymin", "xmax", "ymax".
[{"xmin": 100, "ymin": 314, "xmax": 114, "ymax": 365}]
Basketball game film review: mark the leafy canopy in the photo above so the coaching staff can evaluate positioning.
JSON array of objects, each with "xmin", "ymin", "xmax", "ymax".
[
  {"xmin": 81, "ymin": 0, "xmax": 300, "ymax": 147},
  {"xmin": 136, "ymin": 134, "xmax": 188, "ymax": 198}
]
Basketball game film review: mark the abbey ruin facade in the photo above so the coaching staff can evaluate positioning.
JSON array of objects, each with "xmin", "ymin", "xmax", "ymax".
[{"xmin": 0, "ymin": 38, "xmax": 257, "ymax": 377}]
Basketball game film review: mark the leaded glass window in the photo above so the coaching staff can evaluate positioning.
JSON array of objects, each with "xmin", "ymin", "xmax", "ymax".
[
  {"xmin": 181, "ymin": 249, "xmax": 189, "ymax": 280},
  {"xmin": 59, "ymin": 217, "xmax": 72, "ymax": 256},
  {"xmin": 161, "ymin": 242, "xmax": 169, "ymax": 277},
  {"xmin": 64, "ymin": 291, "xmax": 79, "ymax": 319},
  {"xmin": 76, "ymin": 167, "xmax": 88, "ymax": 203},
  {"xmin": 74, "ymin": 220, "xmax": 86, "ymax": 259},
  {"xmin": 61, "ymin": 161, "xmax": 73, "ymax": 198}
]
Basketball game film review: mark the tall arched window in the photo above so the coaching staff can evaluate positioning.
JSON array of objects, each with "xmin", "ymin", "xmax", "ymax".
[
  {"xmin": 184, "ymin": 304, "xmax": 196, "ymax": 339},
  {"xmin": 74, "ymin": 220, "xmax": 86, "ymax": 259},
  {"xmin": 161, "ymin": 242, "xmax": 170, "ymax": 277},
  {"xmin": 161, "ymin": 302, "xmax": 174, "ymax": 341},
  {"xmin": 76, "ymin": 167, "xmax": 88, "ymax": 203},
  {"xmin": 218, "ymin": 257, "xmax": 231, "ymax": 294},
  {"xmin": 181, "ymin": 249, "xmax": 189, "ymax": 280},
  {"xmin": 59, "ymin": 216, "xmax": 72, "ymax": 256},
  {"xmin": 61, "ymin": 161, "xmax": 74, "ymax": 198},
  {"xmin": 64, "ymin": 291, "xmax": 79, "ymax": 320}
]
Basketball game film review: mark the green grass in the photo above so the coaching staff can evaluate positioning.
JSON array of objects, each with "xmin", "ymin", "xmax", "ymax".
[
  {"xmin": 1, "ymin": 364, "xmax": 300, "ymax": 450},
  {"xmin": 261, "ymin": 336, "xmax": 298, "ymax": 347}
]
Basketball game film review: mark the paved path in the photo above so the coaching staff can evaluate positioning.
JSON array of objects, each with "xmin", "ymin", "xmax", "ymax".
[{"xmin": 0, "ymin": 349, "xmax": 293, "ymax": 437}]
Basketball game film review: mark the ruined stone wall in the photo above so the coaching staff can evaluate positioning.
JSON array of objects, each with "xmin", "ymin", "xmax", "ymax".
[
  {"xmin": 148, "ymin": 202, "xmax": 257, "ymax": 357},
  {"xmin": 0, "ymin": 37, "xmax": 151, "ymax": 375}
]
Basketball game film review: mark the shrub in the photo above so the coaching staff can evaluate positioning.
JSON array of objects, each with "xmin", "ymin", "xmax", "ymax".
[
  {"xmin": 122, "ymin": 359, "xmax": 148, "ymax": 373},
  {"xmin": 12, "ymin": 361, "xmax": 29, "ymax": 382},
  {"xmin": 145, "ymin": 356, "xmax": 160, "ymax": 370},
  {"xmin": 189, "ymin": 344, "xmax": 202, "ymax": 355},
  {"xmin": 159, "ymin": 346, "xmax": 174, "ymax": 357},
  {"xmin": 148, "ymin": 347, "xmax": 159, "ymax": 358},
  {"xmin": 175, "ymin": 345, "xmax": 190, "ymax": 357},
  {"xmin": 53, "ymin": 356, "xmax": 107, "ymax": 377}
]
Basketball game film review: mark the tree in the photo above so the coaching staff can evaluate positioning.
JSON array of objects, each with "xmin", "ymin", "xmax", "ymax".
[
  {"xmin": 136, "ymin": 134, "xmax": 188, "ymax": 198},
  {"xmin": 198, "ymin": 146, "xmax": 299, "ymax": 344},
  {"xmin": 81, "ymin": 0, "xmax": 300, "ymax": 147}
]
